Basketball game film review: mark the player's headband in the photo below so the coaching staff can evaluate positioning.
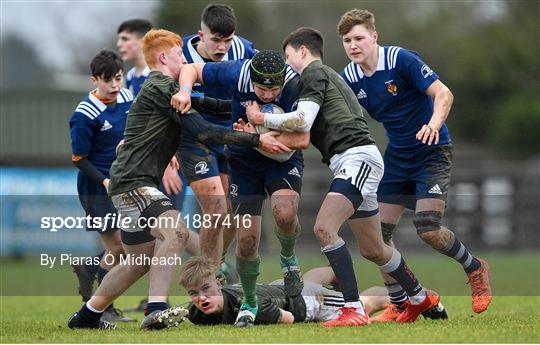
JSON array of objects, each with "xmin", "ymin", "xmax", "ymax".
[{"xmin": 250, "ymin": 50, "xmax": 286, "ymax": 88}]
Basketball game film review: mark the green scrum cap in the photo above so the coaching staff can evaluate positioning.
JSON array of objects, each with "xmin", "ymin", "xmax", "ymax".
[{"xmin": 250, "ymin": 50, "xmax": 286, "ymax": 88}]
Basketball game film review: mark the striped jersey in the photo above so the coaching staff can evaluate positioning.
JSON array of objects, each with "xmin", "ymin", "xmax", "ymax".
[
  {"xmin": 183, "ymin": 34, "xmax": 257, "ymax": 126},
  {"xmin": 69, "ymin": 88, "xmax": 133, "ymax": 173},
  {"xmin": 341, "ymin": 46, "xmax": 450, "ymax": 150},
  {"xmin": 125, "ymin": 66, "xmax": 150, "ymax": 96}
]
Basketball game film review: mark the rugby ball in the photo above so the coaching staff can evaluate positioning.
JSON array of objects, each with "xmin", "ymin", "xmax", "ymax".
[{"xmin": 254, "ymin": 103, "xmax": 295, "ymax": 162}]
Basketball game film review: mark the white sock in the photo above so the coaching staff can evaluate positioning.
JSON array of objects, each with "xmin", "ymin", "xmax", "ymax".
[
  {"xmin": 409, "ymin": 289, "xmax": 427, "ymax": 305},
  {"xmin": 86, "ymin": 301, "xmax": 106, "ymax": 313},
  {"xmin": 344, "ymin": 301, "xmax": 366, "ymax": 315}
]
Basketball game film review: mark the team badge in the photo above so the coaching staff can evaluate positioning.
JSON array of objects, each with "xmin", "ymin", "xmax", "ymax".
[
  {"xmin": 385, "ymin": 80, "xmax": 398, "ymax": 96},
  {"xmin": 229, "ymin": 184, "xmax": 239, "ymax": 197},
  {"xmin": 194, "ymin": 161, "xmax": 209, "ymax": 175}
]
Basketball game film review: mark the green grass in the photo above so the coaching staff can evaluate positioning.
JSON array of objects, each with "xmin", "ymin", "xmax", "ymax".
[{"xmin": 1, "ymin": 253, "xmax": 539, "ymax": 343}]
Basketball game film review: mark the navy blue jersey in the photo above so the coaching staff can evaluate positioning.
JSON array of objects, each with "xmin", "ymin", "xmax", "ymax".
[
  {"xmin": 202, "ymin": 59, "xmax": 300, "ymax": 160},
  {"xmin": 183, "ymin": 34, "xmax": 257, "ymax": 127},
  {"xmin": 69, "ymin": 89, "xmax": 133, "ymax": 174},
  {"xmin": 126, "ymin": 66, "xmax": 150, "ymax": 96},
  {"xmin": 341, "ymin": 46, "xmax": 451, "ymax": 150}
]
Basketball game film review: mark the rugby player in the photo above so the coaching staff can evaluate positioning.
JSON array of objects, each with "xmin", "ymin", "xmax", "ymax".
[
  {"xmin": 337, "ymin": 9, "xmax": 491, "ymax": 319},
  {"xmin": 171, "ymin": 50, "xmax": 310, "ymax": 327},
  {"xmin": 247, "ymin": 27, "xmax": 439, "ymax": 326},
  {"xmin": 68, "ymin": 49, "xmax": 134, "ymax": 322},
  {"xmin": 67, "ymin": 29, "xmax": 288, "ymax": 331},
  {"xmin": 178, "ymin": 3, "xmax": 257, "ymax": 272}
]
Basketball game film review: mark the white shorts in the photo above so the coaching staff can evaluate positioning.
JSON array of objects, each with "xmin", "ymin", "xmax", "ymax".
[{"xmin": 329, "ymin": 145, "xmax": 384, "ymax": 216}]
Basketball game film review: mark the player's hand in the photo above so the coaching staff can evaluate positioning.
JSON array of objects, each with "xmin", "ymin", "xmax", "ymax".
[
  {"xmin": 171, "ymin": 89, "xmax": 192, "ymax": 114},
  {"xmin": 102, "ymin": 178, "xmax": 110, "ymax": 191},
  {"xmin": 116, "ymin": 139, "xmax": 125, "ymax": 155},
  {"xmin": 233, "ymin": 119, "xmax": 257, "ymax": 134},
  {"xmin": 246, "ymin": 101, "xmax": 264, "ymax": 125},
  {"xmin": 169, "ymin": 155, "xmax": 180, "ymax": 170},
  {"xmin": 259, "ymin": 131, "xmax": 292, "ymax": 153},
  {"xmin": 162, "ymin": 164, "xmax": 183, "ymax": 195},
  {"xmin": 416, "ymin": 124, "xmax": 440, "ymax": 145}
]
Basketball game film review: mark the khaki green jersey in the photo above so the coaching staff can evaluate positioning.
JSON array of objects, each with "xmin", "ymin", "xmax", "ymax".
[
  {"xmin": 299, "ymin": 60, "xmax": 375, "ymax": 164},
  {"xmin": 108, "ymin": 71, "xmax": 185, "ymax": 195}
]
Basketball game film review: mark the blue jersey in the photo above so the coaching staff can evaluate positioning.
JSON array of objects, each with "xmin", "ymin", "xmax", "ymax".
[
  {"xmin": 183, "ymin": 34, "xmax": 257, "ymax": 127},
  {"xmin": 69, "ymin": 89, "xmax": 133, "ymax": 174},
  {"xmin": 126, "ymin": 66, "xmax": 150, "ymax": 96},
  {"xmin": 341, "ymin": 46, "xmax": 450, "ymax": 150},
  {"xmin": 202, "ymin": 59, "xmax": 300, "ymax": 160}
]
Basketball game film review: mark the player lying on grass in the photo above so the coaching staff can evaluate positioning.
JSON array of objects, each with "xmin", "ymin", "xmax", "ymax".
[
  {"xmin": 146, "ymin": 256, "xmax": 446, "ymax": 328},
  {"xmin": 67, "ymin": 28, "xmax": 289, "ymax": 331}
]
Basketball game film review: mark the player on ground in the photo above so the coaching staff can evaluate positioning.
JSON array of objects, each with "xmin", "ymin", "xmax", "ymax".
[
  {"xmin": 337, "ymin": 9, "xmax": 491, "ymax": 319},
  {"xmin": 69, "ymin": 49, "xmax": 134, "ymax": 323},
  {"xmin": 67, "ymin": 29, "xmax": 288, "ymax": 331},
  {"xmin": 178, "ymin": 3, "xmax": 257, "ymax": 273},
  {"xmin": 171, "ymin": 50, "xmax": 310, "ymax": 327},
  {"xmin": 247, "ymin": 27, "xmax": 440, "ymax": 327},
  {"xmin": 178, "ymin": 256, "xmax": 390, "ymax": 327}
]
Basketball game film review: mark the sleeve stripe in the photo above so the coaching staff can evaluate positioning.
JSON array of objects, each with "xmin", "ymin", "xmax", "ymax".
[
  {"xmin": 76, "ymin": 102, "xmax": 99, "ymax": 118},
  {"xmin": 354, "ymin": 64, "xmax": 363, "ymax": 79},
  {"xmin": 387, "ymin": 46, "xmax": 402, "ymax": 69},
  {"xmin": 75, "ymin": 108, "xmax": 96, "ymax": 120},
  {"xmin": 238, "ymin": 60, "xmax": 251, "ymax": 93}
]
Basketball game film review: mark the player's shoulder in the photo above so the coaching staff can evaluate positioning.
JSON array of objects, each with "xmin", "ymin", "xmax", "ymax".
[
  {"xmin": 229, "ymin": 35, "xmax": 256, "ymax": 59},
  {"xmin": 236, "ymin": 58, "xmax": 254, "ymax": 93},
  {"xmin": 341, "ymin": 61, "xmax": 365, "ymax": 84},
  {"xmin": 73, "ymin": 93, "xmax": 106, "ymax": 120},
  {"xmin": 384, "ymin": 45, "xmax": 423, "ymax": 69},
  {"xmin": 125, "ymin": 67, "xmax": 137, "ymax": 82},
  {"xmin": 117, "ymin": 88, "xmax": 134, "ymax": 104}
]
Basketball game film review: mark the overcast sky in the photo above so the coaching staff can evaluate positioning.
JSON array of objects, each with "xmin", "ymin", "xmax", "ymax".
[{"xmin": 1, "ymin": 1, "xmax": 158, "ymax": 73}]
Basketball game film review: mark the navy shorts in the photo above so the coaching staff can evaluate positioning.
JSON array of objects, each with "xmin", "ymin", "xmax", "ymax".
[
  {"xmin": 77, "ymin": 172, "xmax": 118, "ymax": 234},
  {"xmin": 227, "ymin": 151, "xmax": 304, "ymax": 216},
  {"xmin": 378, "ymin": 144, "xmax": 453, "ymax": 210},
  {"xmin": 178, "ymin": 141, "xmax": 229, "ymax": 183}
]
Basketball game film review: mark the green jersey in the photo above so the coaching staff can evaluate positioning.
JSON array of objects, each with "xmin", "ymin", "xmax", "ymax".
[
  {"xmin": 108, "ymin": 71, "xmax": 186, "ymax": 195},
  {"xmin": 188, "ymin": 284, "xmax": 306, "ymax": 325},
  {"xmin": 299, "ymin": 60, "xmax": 375, "ymax": 164}
]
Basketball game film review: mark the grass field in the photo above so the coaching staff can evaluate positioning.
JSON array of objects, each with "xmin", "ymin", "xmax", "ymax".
[{"xmin": 1, "ymin": 252, "xmax": 539, "ymax": 343}]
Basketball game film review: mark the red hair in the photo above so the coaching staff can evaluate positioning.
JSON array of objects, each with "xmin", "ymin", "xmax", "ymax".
[{"xmin": 142, "ymin": 29, "xmax": 182, "ymax": 68}]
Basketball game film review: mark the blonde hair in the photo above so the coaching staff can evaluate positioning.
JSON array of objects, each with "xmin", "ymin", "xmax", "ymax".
[
  {"xmin": 179, "ymin": 256, "xmax": 218, "ymax": 288},
  {"xmin": 142, "ymin": 29, "xmax": 182, "ymax": 68},
  {"xmin": 337, "ymin": 9, "xmax": 376, "ymax": 36}
]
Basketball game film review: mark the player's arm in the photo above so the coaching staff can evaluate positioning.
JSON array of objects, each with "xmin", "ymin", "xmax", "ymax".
[
  {"xmin": 276, "ymin": 131, "xmax": 310, "ymax": 150},
  {"xmin": 177, "ymin": 111, "xmax": 291, "ymax": 154},
  {"xmin": 416, "ymin": 80, "xmax": 454, "ymax": 145},
  {"xmin": 246, "ymin": 100, "xmax": 320, "ymax": 133},
  {"xmin": 191, "ymin": 96, "xmax": 232, "ymax": 119},
  {"xmin": 171, "ymin": 63, "xmax": 205, "ymax": 114},
  {"xmin": 69, "ymin": 112, "xmax": 108, "ymax": 188}
]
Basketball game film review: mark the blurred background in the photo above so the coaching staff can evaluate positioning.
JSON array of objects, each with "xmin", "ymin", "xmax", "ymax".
[{"xmin": 1, "ymin": 1, "xmax": 538, "ymax": 263}]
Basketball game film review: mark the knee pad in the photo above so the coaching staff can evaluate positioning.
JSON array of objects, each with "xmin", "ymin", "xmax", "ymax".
[
  {"xmin": 413, "ymin": 211, "xmax": 443, "ymax": 233},
  {"xmin": 381, "ymin": 222, "xmax": 396, "ymax": 242}
]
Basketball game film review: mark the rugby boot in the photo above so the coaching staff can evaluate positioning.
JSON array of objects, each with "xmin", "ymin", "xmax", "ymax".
[
  {"xmin": 67, "ymin": 312, "xmax": 117, "ymax": 330},
  {"xmin": 422, "ymin": 302, "xmax": 448, "ymax": 320},
  {"xmin": 139, "ymin": 306, "xmax": 189, "ymax": 330},
  {"xmin": 234, "ymin": 303, "xmax": 257, "ymax": 328},
  {"xmin": 323, "ymin": 306, "xmax": 370, "ymax": 327},
  {"xmin": 371, "ymin": 303, "xmax": 404, "ymax": 323},
  {"xmin": 102, "ymin": 306, "xmax": 135, "ymax": 323},
  {"xmin": 396, "ymin": 290, "xmax": 440, "ymax": 323},
  {"xmin": 466, "ymin": 258, "xmax": 492, "ymax": 313}
]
